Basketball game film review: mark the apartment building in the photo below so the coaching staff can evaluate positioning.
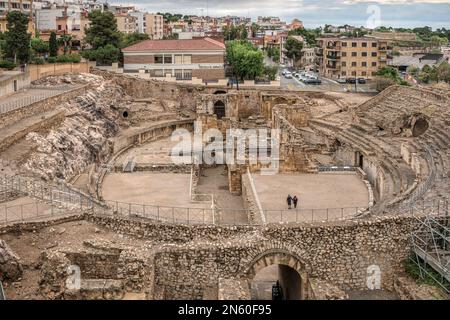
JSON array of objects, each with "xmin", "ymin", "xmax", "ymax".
[
  {"xmin": 115, "ymin": 13, "xmax": 137, "ymax": 34},
  {"xmin": 122, "ymin": 37, "xmax": 226, "ymax": 83},
  {"xmin": 316, "ymin": 36, "xmax": 392, "ymax": 79},
  {"xmin": 145, "ymin": 13, "xmax": 163, "ymax": 39},
  {"xmin": 0, "ymin": 0, "xmax": 34, "ymax": 33}
]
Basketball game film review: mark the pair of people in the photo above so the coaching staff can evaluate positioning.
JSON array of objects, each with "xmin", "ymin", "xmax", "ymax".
[{"xmin": 286, "ymin": 194, "xmax": 298, "ymax": 209}]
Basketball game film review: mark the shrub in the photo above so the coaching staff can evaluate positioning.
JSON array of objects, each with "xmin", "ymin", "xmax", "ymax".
[
  {"xmin": 55, "ymin": 53, "xmax": 81, "ymax": 63},
  {"xmin": 47, "ymin": 56, "xmax": 57, "ymax": 63},
  {"xmin": 31, "ymin": 57, "xmax": 45, "ymax": 65},
  {"xmin": 0, "ymin": 60, "xmax": 17, "ymax": 70}
]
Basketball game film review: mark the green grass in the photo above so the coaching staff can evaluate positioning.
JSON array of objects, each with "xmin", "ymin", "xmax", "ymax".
[{"xmin": 404, "ymin": 256, "xmax": 450, "ymax": 292}]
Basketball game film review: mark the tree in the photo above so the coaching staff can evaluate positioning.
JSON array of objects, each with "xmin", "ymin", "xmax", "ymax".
[
  {"xmin": 430, "ymin": 35, "xmax": 448, "ymax": 48},
  {"xmin": 288, "ymin": 28, "xmax": 319, "ymax": 47},
  {"xmin": 49, "ymin": 32, "xmax": 58, "ymax": 57},
  {"xmin": 4, "ymin": 11, "xmax": 31, "ymax": 63},
  {"xmin": 84, "ymin": 10, "xmax": 121, "ymax": 50},
  {"xmin": 226, "ymin": 40, "xmax": 264, "ymax": 82},
  {"xmin": 250, "ymin": 23, "xmax": 260, "ymax": 38},
  {"xmin": 264, "ymin": 66, "xmax": 278, "ymax": 81},
  {"xmin": 58, "ymin": 34, "xmax": 72, "ymax": 54},
  {"xmin": 84, "ymin": 10, "xmax": 121, "ymax": 64},
  {"xmin": 30, "ymin": 38, "xmax": 49, "ymax": 56},
  {"xmin": 284, "ymin": 37, "xmax": 303, "ymax": 65},
  {"xmin": 82, "ymin": 44, "xmax": 120, "ymax": 65},
  {"xmin": 120, "ymin": 32, "xmax": 149, "ymax": 48},
  {"xmin": 375, "ymin": 66, "xmax": 409, "ymax": 91}
]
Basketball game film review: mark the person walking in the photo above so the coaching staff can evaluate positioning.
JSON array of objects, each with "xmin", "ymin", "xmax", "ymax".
[
  {"xmin": 293, "ymin": 195, "xmax": 298, "ymax": 209},
  {"xmin": 287, "ymin": 194, "xmax": 292, "ymax": 209}
]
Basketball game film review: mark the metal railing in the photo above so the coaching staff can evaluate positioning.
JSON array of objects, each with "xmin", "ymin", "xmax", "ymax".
[
  {"xmin": 0, "ymin": 90, "xmax": 62, "ymax": 114},
  {"xmin": 98, "ymin": 200, "xmax": 215, "ymax": 225},
  {"xmin": 0, "ymin": 200, "xmax": 74, "ymax": 224},
  {"xmin": 317, "ymin": 165, "xmax": 357, "ymax": 172}
]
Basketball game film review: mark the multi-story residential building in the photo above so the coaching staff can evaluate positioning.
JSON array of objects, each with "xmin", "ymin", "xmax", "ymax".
[
  {"xmin": 108, "ymin": 5, "xmax": 135, "ymax": 15},
  {"xmin": 145, "ymin": 13, "xmax": 163, "ymax": 39},
  {"xmin": 115, "ymin": 13, "xmax": 137, "ymax": 34},
  {"xmin": 122, "ymin": 37, "xmax": 226, "ymax": 83},
  {"xmin": 316, "ymin": 36, "xmax": 393, "ymax": 79},
  {"xmin": 129, "ymin": 11, "xmax": 145, "ymax": 33},
  {"xmin": 0, "ymin": 0, "xmax": 34, "ymax": 33}
]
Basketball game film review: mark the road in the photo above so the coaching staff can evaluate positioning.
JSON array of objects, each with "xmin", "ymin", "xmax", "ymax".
[{"xmin": 279, "ymin": 69, "xmax": 376, "ymax": 93}]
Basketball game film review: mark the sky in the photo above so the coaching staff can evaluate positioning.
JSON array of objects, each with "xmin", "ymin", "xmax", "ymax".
[{"xmin": 106, "ymin": 0, "xmax": 450, "ymax": 29}]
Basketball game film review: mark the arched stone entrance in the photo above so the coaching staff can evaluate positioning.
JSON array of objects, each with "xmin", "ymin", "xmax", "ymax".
[
  {"xmin": 243, "ymin": 249, "xmax": 309, "ymax": 300},
  {"xmin": 214, "ymin": 100, "xmax": 226, "ymax": 119}
]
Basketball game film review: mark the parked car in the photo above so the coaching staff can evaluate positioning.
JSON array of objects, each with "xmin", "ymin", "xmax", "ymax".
[
  {"xmin": 337, "ymin": 77, "xmax": 347, "ymax": 84},
  {"xmin": 282, "ymin": 70, "xmax": 287, "ymax": 76},
  {"xmin": 347, "ymin": 78, "xmax": 357, "ymax": 84},
  {"xmin": 284, "ymin": 72, "xmax": 293, "ymax": 79},
  {"xmin": 304, "ymin": 78, "xmax": 322, "ymax": 85},
  {"xmin": 357, "ymin": 78, "xmax": 366, "ymax": 84}
]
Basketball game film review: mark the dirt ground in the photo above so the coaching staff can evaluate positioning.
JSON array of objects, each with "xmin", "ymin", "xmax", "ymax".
[{"xmin": 1, "ymin": 219, "xmax": 149, "ymax": 300}]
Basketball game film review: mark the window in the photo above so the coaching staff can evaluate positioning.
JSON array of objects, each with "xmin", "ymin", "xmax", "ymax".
[
  {"xmin": 362, "ymin": 42, "xmax": 367, "ymax": 47},
  {"xmin": 342, "ymin": 52, "xmax": 347, "ymax": 57},
  {"xmin": 183, "ymin": 69, "xmax": 192, "ymax": 79},
  {"xmin": 372, "ymin": 62, "xmax": 377, "ymax": 67},
  {"xmin": 151, "ymin": 69, "xmax": 164, "ymax": 77},
  {"xmin": 371, "ymin": 52, "xmax": 377, "ymax": 57},
  {"xmin": 164, "ymin": 55, "xmax": 172, "ymax": 64},
  {"xmin": 352, "ymin": 71, "xmax": 357, "ymax": 76},
  {"xmin": 362, "ymin": 71, "xmax": 367, "ymax": 76},
  {"xmin": 12, "ymin": 3, "xmax": 19, "ymax": 8},
  {"xmin": 341, "ymin": 71, "xmax": 346, "ymax": 76},
  {"xmin": 58, "ymin": 25, "xmax": 62, "ymax": 30},
  {"xmin": 362, "ymin": 52, "xmax": 367, "ymax": 57},
  {"xmin": 372, "ymin": 42, "xmax": 377, "ymax": 47},
  {"xmin": 372, "ymin": 71, "xmax": 377, "ymax": 76},
  {"xmin": 174, "ymin": 55, "xmax": 183, "ymax": 64},
  {"xmin": 351, "ymin": 62, "xmax": 357, "ymax": 67},
  {"xmin": 352, "ymin": 42, "xmax": 357, "ymax": 47},
  {"xmin": 342, "ymin": 62, "xmax": 346, "ymax": 67},
  {"xmin": 351, "ymin": 52, "xmax": 357, "ymax": 57},
  {"xmin": 154, "ymin": 55, "xmax": 163, "ymax": 64},
  {"xmin": 0, "ymin": 2, "xmax": 5, "ymax": 7},
  {"xmin": 341, "ymin": 42, "xmax": 347, "ymax": 47},
  {"xmin": 362, "ymin": 62, "xmax": 367, "ymax": 67},
  {"xmin": 183, "ymin": 55, "xmax": 192, "ymax": 64},
  {"xmin": 174, "ymin": 69, "xmax": 183, "ymax": 79}
]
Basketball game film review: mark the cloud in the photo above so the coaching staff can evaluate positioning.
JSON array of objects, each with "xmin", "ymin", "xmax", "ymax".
[{"xmin": 106, "ymin": 0, "xmax": 450, "ymax": 28}]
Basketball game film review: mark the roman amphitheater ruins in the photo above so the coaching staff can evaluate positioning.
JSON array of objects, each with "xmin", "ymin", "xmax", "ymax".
[{"xmin": 0, "ymin": 70, "xmax": 448, "ymax": 300}]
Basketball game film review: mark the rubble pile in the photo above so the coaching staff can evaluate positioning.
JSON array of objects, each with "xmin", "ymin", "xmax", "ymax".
[
  {"xmin": 24, "ymin": 75, "xmax": 125, "ymax": 180},
  {"xmin": 0, "ymin": 240, "xmax": 23, "ymax": 281},
  {"xmin": 32, "ymin": 73, "xmax": 104, "ymax": 87}
]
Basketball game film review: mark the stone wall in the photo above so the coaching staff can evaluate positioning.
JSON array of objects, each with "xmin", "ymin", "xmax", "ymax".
[
  {"xmin": 241, "ymin": 171, "xmax": 264, "ymax": 225},
  {"xmin": 0, "ymin": 110, "xmax": 65, "ymax": 153},
  {"xmin": 0, "ymin": 85, "xmax": 89, "ymax": 130},
  {"xmin": 1, "ymin": 212, "xmax": 421, "ymax": 300},
  {"xmin": 28, "ymin": 62, "xmax": 90, "ymax": 82}
]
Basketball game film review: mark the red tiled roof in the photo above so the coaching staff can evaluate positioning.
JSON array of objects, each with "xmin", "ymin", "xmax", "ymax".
[{"xmin": 122, "ymin": 37, "xmax": 226, "ymax": 52}]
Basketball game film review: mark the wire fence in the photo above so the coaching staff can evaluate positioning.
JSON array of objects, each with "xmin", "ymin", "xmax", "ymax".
[{"xmin": 0, "ymin": 201, "xmax": 72, "ymax": 224}]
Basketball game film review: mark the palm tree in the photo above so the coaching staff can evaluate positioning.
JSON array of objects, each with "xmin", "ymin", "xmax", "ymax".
[{"xmin": 58, "ymin": 33, "xmax": 73, "ymax": 55}]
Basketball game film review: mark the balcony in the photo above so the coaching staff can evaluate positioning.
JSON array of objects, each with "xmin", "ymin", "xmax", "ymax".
[
  {"xmin": 326, "ymin": 63, "xmax": 340, "ymax": 70},
  {"xmin": 326, "ymin": 54, "xmax": 340, "ymax": 60},
  {"xmin": 316, "ymin": 48, "xmax": 324, "ymax": 56}
]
